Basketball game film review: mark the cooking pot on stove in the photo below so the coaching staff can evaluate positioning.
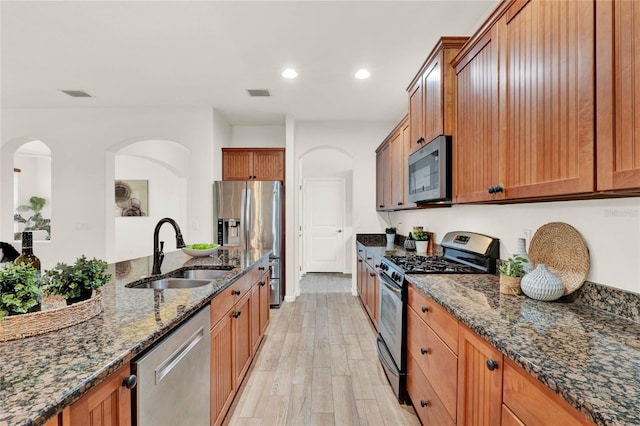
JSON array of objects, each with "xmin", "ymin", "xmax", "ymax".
[{"xmin": 404, "ymin": 233, "xmax": 416, "ymax": 251}]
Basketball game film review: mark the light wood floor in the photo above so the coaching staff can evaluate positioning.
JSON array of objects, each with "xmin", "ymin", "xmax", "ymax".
[{"xmin": 225, "ymin": 273, "xmax": 419, "ymax": 426}]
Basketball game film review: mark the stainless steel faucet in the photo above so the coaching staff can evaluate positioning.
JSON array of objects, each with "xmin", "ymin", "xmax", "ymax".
[{"xmin": 152, "ymin": 218, "xmax": 186, "ymax": 275}]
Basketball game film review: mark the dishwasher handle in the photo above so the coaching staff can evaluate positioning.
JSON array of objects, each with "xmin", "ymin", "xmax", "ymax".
[{"xmin": 155, "ymin": 326, "xmax": 205, "ymax": 384}]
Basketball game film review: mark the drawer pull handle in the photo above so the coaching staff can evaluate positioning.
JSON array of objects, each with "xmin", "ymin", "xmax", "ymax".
[
  {"xmin": 421, "ymin": 306, "xmax": 429, "ymax": 313},
  {"xmin": 233, "ymin": 311, "xmax": 242, "ymax": 319},
  {"xmin": 486, "ymin": 359, "xmax": 499, "ymax": 371},
  {"xmin": 420, "ymin": 347, "xmax": 428, "ymax": 355},
  {"xmin": 420, "ymin": 399, "xmax": 429, "ymax": 408},
  {"xmin": 233, "ymin": 289, "xmax": 241, "ymax": 296}
]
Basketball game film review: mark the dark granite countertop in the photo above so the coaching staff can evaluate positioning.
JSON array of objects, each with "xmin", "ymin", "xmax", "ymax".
[
  {"xmin": 0, "ymin": 248, "xmax": 270, "ymax": 426},
  {"xmin": 407, "ymin": 268, "xmax": 640, "ymax": 426}
]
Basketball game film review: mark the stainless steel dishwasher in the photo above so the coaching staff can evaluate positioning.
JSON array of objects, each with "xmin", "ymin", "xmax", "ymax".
[{"xmin": 134, "ymin": 305, "xmax": 210, "ymax": 425}]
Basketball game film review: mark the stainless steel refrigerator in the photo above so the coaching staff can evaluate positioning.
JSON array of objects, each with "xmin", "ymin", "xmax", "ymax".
[{"xmin": 213, "ymin": 181, "xmax": 284, "ymax": 307}]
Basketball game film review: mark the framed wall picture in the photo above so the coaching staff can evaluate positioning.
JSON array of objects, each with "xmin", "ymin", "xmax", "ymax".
[{"xmin": 115, "ymin": 180, "xmax": 148, "ymax": 217}]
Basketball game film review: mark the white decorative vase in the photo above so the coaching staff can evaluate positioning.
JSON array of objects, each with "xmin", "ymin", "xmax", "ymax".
[
  {"xmin": 515, "ymin": 238, "xmax": 533, "ymax": 273},
  {"xmin": 386, "ymin": 233, "xmax": 396, "ymax": 244},
  {"xmin": 415, "ymin": 240, "xmax": 428, "ymax": 253},
  {"xmin": 520, "ymin": 264, "xmax": 564, "ymax": 301}
]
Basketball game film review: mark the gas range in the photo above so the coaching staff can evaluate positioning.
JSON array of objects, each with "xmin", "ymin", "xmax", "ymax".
[{"xmin": 379, "ymin": 231, "xmax": 500, "ymax": 287}]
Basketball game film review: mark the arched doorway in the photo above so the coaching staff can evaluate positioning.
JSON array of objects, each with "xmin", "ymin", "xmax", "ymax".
[{"xmin": 107, "ymin": 139, "xmax": 189, "ymax": 262}]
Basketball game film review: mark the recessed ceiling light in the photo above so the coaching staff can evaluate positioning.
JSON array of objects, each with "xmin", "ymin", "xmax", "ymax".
[
  {"xmin": 282, "ymin": 68, "xmax": 298, "ymax": 79},
  {"xmin": 354, "ymin": 69, "xmax": 371, "ymax": 80}
]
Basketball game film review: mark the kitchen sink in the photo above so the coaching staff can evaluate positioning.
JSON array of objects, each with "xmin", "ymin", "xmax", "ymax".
[
  {"xmin": 128, "ymin": 277, "xmax": 212, "ymax": 290},
  {"xmin": 173, "ymin": 269, "xmax": 232, "ymax": 280}
]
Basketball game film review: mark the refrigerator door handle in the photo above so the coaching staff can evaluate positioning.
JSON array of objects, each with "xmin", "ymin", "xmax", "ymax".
[
  {"xmin": 244, "ymin": 188, "xmax": 251, "ymax": 250},
  {"xmin": 240, "ymin": 188, "xmax": 247, "ymax": 250}
]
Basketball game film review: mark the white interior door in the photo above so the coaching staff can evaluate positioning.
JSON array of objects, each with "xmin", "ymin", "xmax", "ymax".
[{"xmin": 303, "ymin": 178, "xmax": 345, "ymax": 273}]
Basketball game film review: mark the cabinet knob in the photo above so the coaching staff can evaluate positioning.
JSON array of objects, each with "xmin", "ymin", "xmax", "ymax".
[
  {"xmin": 369, "ymin": 272, "xmax": 376, "ymax": 277},
  {"xmin": 416, "ymin": 137, "xmax": 425, "ymax": 145},
  {"xmin": 486, "ymin": 359, "xmax": 499, "ymax": 371},
  {"xmin": 260, "ymin": 281, "xmax": 266, "ymax": 287},
  {"xmin": 379, "ymin": 205, "xmax": 384, "ymax": 208},
  {"xmin": 258, "ymin": 266, "xmax": 265, "ymax": 271},
  {"xmin": 358, "ymin": 259, "xmax": 363, "ymax": 263},
  {"xmin": 421, "ymin": 306, "xmax": 429, "ymax": 313},
  {"xmin": 233, "ymin": 289, "xmax": 241, "ymax": 296},
  {"xmin": 397, "ymin": 202, "xmax": 403, "ymax": 206},
  {"xmin": 420, "ymin": 347, "xmax": 428, "ymax": 355},
  {"xmin": 367, "ymin": 257, "xmax": 372, "ymax": 260},
  {"xmin": 233, "ymin": 311, "xmax": 242, "ymax": 319},
  {"xmin": 420, "ymin": 400, "xmax": 429, "ymax": 408},
  {"xmin": 487, "ymin": 185, "xmax": 504, "ymax": 194},
  {"xmin": 122, "ymin": 374, "xmax": 137, "ymax": 390}
]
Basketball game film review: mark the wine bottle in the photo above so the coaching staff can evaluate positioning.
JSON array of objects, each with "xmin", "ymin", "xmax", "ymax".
[{"xmin": 15, "ymin": 231, "xmax": 41, "ymax": 275}]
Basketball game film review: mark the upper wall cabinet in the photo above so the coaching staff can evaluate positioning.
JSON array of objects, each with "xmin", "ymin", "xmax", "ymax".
[
  {"xmin": 453, "ymin": 0, "xmax": 595, "ymax": 202},
  {"xmin": 376, "ymin": 116, "xmax": 414, "ymax": 211},
  {"xmin": 407, "ymin": 37, "xmax": 468, "ymax": 156},
  {"xmin": 596, "ymin": 0, "xmax": 640, "ymax": 191},
  {"xmin": 222, "ymin": 148, "xmax": 285, "ymax": 181}
]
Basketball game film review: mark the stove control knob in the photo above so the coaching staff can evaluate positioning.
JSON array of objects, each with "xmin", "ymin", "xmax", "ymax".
[{"xmin": 381, "ymin": 264, "xmax": 388, "ymax": 271}]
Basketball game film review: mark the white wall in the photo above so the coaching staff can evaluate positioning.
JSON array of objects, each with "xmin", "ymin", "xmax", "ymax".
[
  {"xmin": 231, "ymin": 125, "xmax": 285, "ymax": 148},
  {"xmin": 114, "ymin": 155, "xmax": 187, "ymax": 262},
  {"xmin": 388, "ymin": 198, "xmax": 640, "ymax": 294},
  {"xmin": 1, "ymin": 107, "xmax": 215, "ymax": 269},
  {"xmin": 293, "ymin": 120, "xmax": 395, "ymax": 294},
  {"xmin": 212, "ymin": 109, "xmax": 232, "ymax": 182}
]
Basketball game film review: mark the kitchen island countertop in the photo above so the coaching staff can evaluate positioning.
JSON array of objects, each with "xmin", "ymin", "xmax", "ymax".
[{"xmin": 0, "ymin": 248, "xmax": 270, "ymax": 426}]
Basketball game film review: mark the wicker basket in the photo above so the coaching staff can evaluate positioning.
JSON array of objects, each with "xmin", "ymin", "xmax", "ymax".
[
  {"xmin": 499, "ymin": 275, "xmax": 522, "ymax": 296},
  {"xmin": 0, "ymin": 290, "xmax": 103, "ymax": 342}
]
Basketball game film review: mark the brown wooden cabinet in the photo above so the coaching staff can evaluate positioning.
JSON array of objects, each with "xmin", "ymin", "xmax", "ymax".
[
  {"xmin": 375, "ymin": 116, "xmax": 415, "ymax": 211},
  {"xmin": 454, "ymin": 0, "xmax": 595, "ymax": 202},
  {"xmin": 457, "ymin": 324, "xmax": 503, "ymax": 426},
  {"xmin": 222, "ymin": 148, "xmax": 284, "ymax": 181},
  {"xmin": 596, "ymin": 0, "xmax": 640, "ymax": 191},
  {"xmin": 69, "ymin": 364, "xmax": 132, "ymax": 426},
  {"xmin": 355, "ymin": 244, "xmax": 378, "ymax": 329},
  {"xmin": 210, "ymin": 260, "xmax": 270, "ymax": 426},
  {"xmin": 407, "ymin": 37, "xmax": 467, "ymax": 156}
]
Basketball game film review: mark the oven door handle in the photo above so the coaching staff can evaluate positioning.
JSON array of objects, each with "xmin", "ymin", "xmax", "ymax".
[
  {"xmin": 376, "ymin": 336, "xmax": 400, "ymax": 377},
  {"xmin": 379, "ymin": 272, "xmax": 402, "ymax": 297}
]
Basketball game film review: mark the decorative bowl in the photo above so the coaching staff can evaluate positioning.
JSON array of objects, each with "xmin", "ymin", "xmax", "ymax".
[{"xmin": 181, "ymin": 244, "xmax": 219, "ymax": 257}]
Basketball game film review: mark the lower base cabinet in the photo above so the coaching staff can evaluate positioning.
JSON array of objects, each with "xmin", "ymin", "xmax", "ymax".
[
  {"xmin": 406, "ymin": 353, "xmax": 455, "ymax": 426},
  {"xmin": 210, "ymin": 259, "xmax": 270, "ymax": 426},
  {"xmin": 68, "ymin": 364, "xmax": 133, "ymax": 426}
]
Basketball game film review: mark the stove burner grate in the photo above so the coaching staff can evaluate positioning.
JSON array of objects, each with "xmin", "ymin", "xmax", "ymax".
[{"xmin": 385, "ymin": 255, "xmax": 480, "ymax": 274}]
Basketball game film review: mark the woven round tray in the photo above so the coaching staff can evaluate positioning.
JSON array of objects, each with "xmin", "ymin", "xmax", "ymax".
[
  {"xmin": 0, "ymin": 290, "xmax": 103, "ymax": 342},
  {"xmin": 528, "ymin": 222, "xmax": 590, "ymax": 295}
]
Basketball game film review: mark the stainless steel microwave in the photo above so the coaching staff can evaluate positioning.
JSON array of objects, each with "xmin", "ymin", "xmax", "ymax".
[{"xmin": 407, "ymin": 135, "xmax": 452, "ymax": 203}]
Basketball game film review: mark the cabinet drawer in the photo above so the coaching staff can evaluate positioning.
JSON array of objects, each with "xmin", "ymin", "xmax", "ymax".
[
  {"xmin": 408, "ymin": 285, "xmax": 459, "ymax": 353},
  {"xmin": 501, "ymin": 404, "xmax": 525, "ymax": 426},
  {"xmin": 407, "ymin": 307, "xmax": 458, "ymax": 421},
  {"xmin": 248, "ymin": 258, "xmax": 269, "ymax": 284},
  {"xmin": 210, "ymin": 276, "xmax": 252, "ymax": 327},
  {"xmin": 407, "ymin": 353, "xmax": 455, "ymax": 426},
  {"xmin": 503, "ymin": 359, "xmax": 594, "ymax": 426}
]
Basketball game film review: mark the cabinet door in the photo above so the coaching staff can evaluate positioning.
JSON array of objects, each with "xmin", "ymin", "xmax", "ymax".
[
  {"xmin": 501, "ymin": 0, "xmax": 594, "ymax": 199},
  {"xmin": 253, "ymin": 149, "xmax": 285, "ymax": 181},
  {"xmin": 222, "ymin": 150, "xmax": 253, "ymax": 181},
  {"xmin": 596, "ymin": 0, "xmax": 640, "ymax": 191},
  {"xmin": 423, "ymin": 56, "xmax": 443, "ymax": 144},
  {"xmin": 389, "ymin": 129, "xmax": 404, "ymax": 209},
  {"xmin": 250, "ymin": 283, "xmax": 261, "ymax": 355},
  {"xmin": 357, "ymin": 255, "xmax": 365, "ymax": 300},
  {"xmin": 408, "ymin": 78, "xmax": 424, "ymax": 155},
  {"xmin": 364, "ymin": 263, "xmax": 378, "ymax": 325},
  {"xmin": 401, "ymin": 119, "xmax": 417, "ymax": 209},
  {"xmin": 455, "ymin": 27, "xmax": 502, "ymax": 203},
  {"xmin": 211, "ymin": 312, "xmax": 234, "ymax": 426},
  {"xmin": 375, "ymin": 145, "xmax": 388, "ymax": 210},
  {"xmin": 69, "ymin": 364, "xmax": 132, "ymax": 426},
  {"xmin": 259, "ymin": 275, "xmax": 270, "ymax": 336},
  {"xmin": 457, "ymin": 325, "xmax": 503, "ymax": 426},
  {"xmin": 233, "ymin": 291, "xmax": 253, "ymax": 385}
]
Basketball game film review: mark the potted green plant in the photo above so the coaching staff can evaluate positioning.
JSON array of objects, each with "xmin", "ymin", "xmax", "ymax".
[
  {"xmin": 498, "ymin": 255, "xmax": 528, "ymax": 295},
  {"xmin": 14, "ymin": 196, "xmax": 51, "ymax": 240},
  {"xmin": 385, "ymin": 227, "xmax": 396, "ymax": 244},
  {"xmin": 43, "ymin": 256, "xmax": 111, "ymax": 305},
  {"xmin": 0, "ymin": 263, "xmax": 42, "ymax": 320},
  {"xmin": 413, "ymin": 230, "xmax": 430, "ymax": 253}
]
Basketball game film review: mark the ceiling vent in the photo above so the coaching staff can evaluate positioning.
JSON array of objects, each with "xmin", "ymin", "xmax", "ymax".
[
  {"xmin": 60, "ymin": 90, "xmax": 93, "ymax": 98},
  {"xmin": 247, "ymin": 89, "xmax": 271, "ymax": 97}
]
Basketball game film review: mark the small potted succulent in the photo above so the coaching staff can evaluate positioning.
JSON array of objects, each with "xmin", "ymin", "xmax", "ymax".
[
  {"xmin": 498, "ymin": 255, "xmax": 528, "ymax": 295},
  {"xmin": 413, "ymin": 230, "xmax": 430, "ymax": 253},
  {"xmin": 385, "ymin": 227, "xmax": 396, "ymax": 244},
  {"xmin": 43, "ymin": 256, "xmax": 111, "ymax": 305},
  {"xmin": 0, "ymin": 263, "xmax": 42, "ymax": 320}
]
